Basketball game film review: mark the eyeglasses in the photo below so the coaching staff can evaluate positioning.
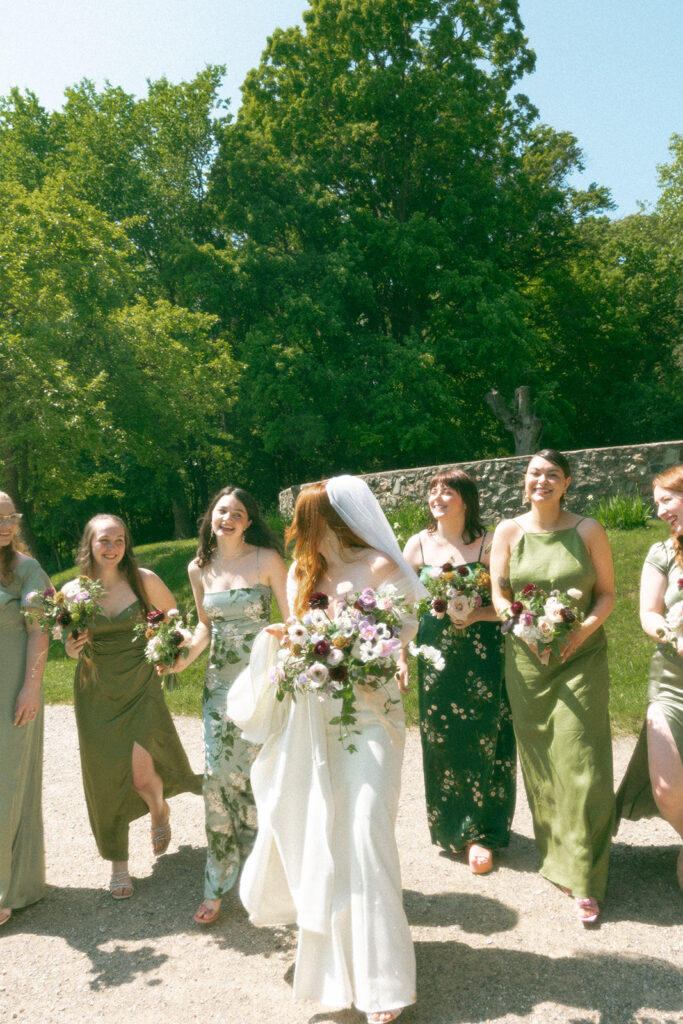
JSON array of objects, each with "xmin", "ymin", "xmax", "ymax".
[{"xmin": 0, "ymin": 513, "xmax": 22, "ymax": 525}]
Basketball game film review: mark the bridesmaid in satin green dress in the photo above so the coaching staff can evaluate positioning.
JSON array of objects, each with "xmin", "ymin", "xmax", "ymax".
[
  {"xmin": 0, "ymin": 492, "xmax": 50, "ymax": 928},
  {"xmin": 162, "ymin": 487, "xmax": 288, "ymax": 926},
  {"xmin": 66, "ymin": 514, "xmax": 201, "ymax": 900},
  {"xmin": 491, "ymin": 450, "xmax": 615, "ymax": 924}
]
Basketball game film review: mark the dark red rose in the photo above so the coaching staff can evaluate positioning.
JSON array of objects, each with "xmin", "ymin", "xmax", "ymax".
[
  {"xmin": 521, "ymin": 584, "xmax": 538, "ymax": 597},
  {"xmin": 309, "ymin": 592, "xmax": 329, "ymax": 610},
  {"xmin": 433, "ymin": 598, "xmax": 448, "ymax": 613},
  {"xmin": 559, "ymin": 607, "xmax": 576, "ymax": 624},
  {"xmin": 314, "ymin": 639, "xmax": 331, "ymax": 656},
  {"xmin": 171, "ymin": 631, "xmax": 185, "ymax": 647},
  {"xmin": 456, "ymin": 566, "xmax": 469, "ymax": 577},
  {"xmin": 509, "ymin": 601, "xmax": 524, "ymax": 616},
  {"xmin": 57, "ymin": 610, "xmax": 73, "ymax": 626},
  {"xmin": 441, "ymin": 562, "xmax": 454, "ymax": 573},
  {"xmin": 330, "ymin": 664, "xmax": 348, "ymax": 682},
  {"xmin": 147, "ymin": 610, "xmax": 165, "ymax": 625}
]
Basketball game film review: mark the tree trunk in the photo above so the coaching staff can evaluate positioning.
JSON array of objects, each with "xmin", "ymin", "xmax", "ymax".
[
  {"xmin": 168, "ymin": 471, "xmax": 194, "ymax": 539},
  {"xmin": 485, "ymin": 386, "xmax": 543, "ymax": 455}
]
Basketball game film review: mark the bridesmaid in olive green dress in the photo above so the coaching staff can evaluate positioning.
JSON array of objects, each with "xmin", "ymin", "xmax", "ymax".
[
  {"xmin": 66, "ymin": 514, "xmax": 201, "ymax": 900},
  {"xmin": 0, "ymin": 492, "xmax": 50, "ymax": 927},
  {"xmin": 491, "ymin": 450, "xmax": 615, "ymax": 924}
]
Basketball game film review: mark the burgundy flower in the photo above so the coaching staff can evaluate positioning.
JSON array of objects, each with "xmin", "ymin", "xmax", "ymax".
[
  {"xmin": 171, "ymin": 631, "xmax": 185, "ymax": 647},
  {"xmin": 433, "ymin": 598, "xmax": 448, "ymax": 614},
  {"xmin": 678, "ymin": 577, "xmax": 683, "ymax": 591},
  {"xmin": 57, "ymin": 610, "xmax": 73, "ymax": 626},
  {"xmin": 147, "ymin": 610, "xmax": 165, "ymax": 625},
  {"xmin": 521, "ymin": 584, "xmax": 538, "ymax": 597},
  {"xmin": 559, "ymin": 607, "xmax": 576, "ymax": 624},
  {"xmin": 330, "ymin": 664, "xmax": 348, "ymax": 682},
  {"xmin": 314, "ymin": 639, "xmax": 331, "ymax": 657},
  {"xmin": 456, "ymin": 566, "xmax": 469, "ymax": 578},
  {"xmin": 441, "ymin": 562, "xmax": 454, "ymax": 573},
  {"xmin": 509, "ymin": 601, "xmax": 524, "ymax": 616},
  {"xmin": 43, "ymin": 588, "xmax": 56, "ymax": 598},
  {"xmin": 309, "ymin": 592, "xmax": 329, "ymax": 610}
]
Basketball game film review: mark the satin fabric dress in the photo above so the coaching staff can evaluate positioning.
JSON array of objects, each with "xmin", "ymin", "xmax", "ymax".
[
  {"xmin": 227, "ymin": 567, "xmax": 419, "ymax": 1014},
  {"xmin": 0, "ymin": 558, "xmax": 50, "ymax": 912},
  {"xmin": 200, "ymin": 585, "xmax": 270, "ymax": 899},
  {"xmin": 74, "ymin": 601, "xmax": 202, "ymax": 861},
  {"xmin": 616, "ymin": 539, "xmax": 683, "ymax": 821},
  {"xmin": 505, "ymin": 523, "xmax": 614, "ymax": 901}
]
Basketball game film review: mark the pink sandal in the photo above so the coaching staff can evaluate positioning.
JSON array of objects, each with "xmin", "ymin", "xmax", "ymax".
[{"xmin": 575, "ymin": 897, "xmax": 599, "ymax": 924}]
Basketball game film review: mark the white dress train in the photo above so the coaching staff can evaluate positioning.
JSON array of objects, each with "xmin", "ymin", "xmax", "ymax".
[{"xmin": 227, "ymin": 566, "xmax": 418, "ymax": 1013}]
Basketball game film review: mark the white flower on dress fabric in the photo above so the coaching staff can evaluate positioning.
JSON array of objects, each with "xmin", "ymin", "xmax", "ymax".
[
  {"xmin": 336, "ymin": 581, "xmax": 354, "ymax": 595},
  {"xmin": 307, "ymin": 661, "xmax": 329, "ymax": 687},
  {"xmin": 566, "ymin": 588, "xmax": 582, "ymax": 601},
  {"xmin": 543, "ymin": 596, "xmax": 566, "ymax": 623},
  {"xmin": 409, "ymin": 642, "xmax": 446, "ymax": 671},
  {"xmin": 326, "ymin": 647, "xmax": 344, "ymax": 666}
]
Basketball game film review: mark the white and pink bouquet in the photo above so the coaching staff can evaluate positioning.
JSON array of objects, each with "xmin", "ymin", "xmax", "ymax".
[
  {"xmin": 271, "ymin": 583, "xmax": 444, "ymax": 751},
  {"xmin": 500, "ymin": 583, "xmax": 584, "ymax": 664},
  {"xmin": 418, "ymin": 561, "xmax": 492, "ymax": 639},
  {"xmin": 133, "ymin": 608, "xmax": 193, "ymax": 666},
  {"xmin": 23, "ymin": 576, "xmax": 105, "ymax": 662}
]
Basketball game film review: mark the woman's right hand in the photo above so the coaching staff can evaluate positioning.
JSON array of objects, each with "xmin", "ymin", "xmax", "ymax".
[{"xmin": 65, "ymin": 630, "xmax": 90, "ymax": 659}]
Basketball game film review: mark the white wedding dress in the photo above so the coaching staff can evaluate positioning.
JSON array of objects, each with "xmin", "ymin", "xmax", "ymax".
[{"xmin": 227, "ymin": 565, "xmax": 419, "ymax": 1014}]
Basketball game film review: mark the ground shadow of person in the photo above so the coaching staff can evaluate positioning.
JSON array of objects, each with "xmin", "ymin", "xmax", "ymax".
[
  {"xmin": 404, "ymin": 889, "xmax": 518, "ymax": 935},
  {"xmin": 606, "ymin": 840, "xmax": 683, "ymax": 926},
  {"xmin": 7, "ymin": 843, "xmax": 296, "ymax": 991}
]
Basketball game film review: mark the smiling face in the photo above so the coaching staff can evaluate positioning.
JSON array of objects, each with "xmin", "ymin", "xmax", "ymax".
[
  {"xmin": 0, "ymin": 495, "xmax": 21, "ymax": 548},
  {"xmin": 428, "ymin": 481, "xmax": 464, "ymax": 521},
  {"xmin": 211, "ymin": 494, "xmax": 251, "ymax": 543},
  {"xmin": 653, "ymin": 485, "xmax": 683, "ymax": 536},
  {"xmin": 524, "ymin": 456, "xmax": 570, "ymax": 506},
  {"xmin": 90, "ymin": 518, "xmax": 127, "ymax": 571}
]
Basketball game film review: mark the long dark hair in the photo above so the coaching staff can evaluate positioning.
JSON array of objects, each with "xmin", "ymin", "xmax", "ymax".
[
  {"xmin": 0, "ymin": 491, "xmax": 28, "ymax": 585},
  {"xmin": 196, "ymin": 486, "xmax": 283, "ymax": 568},
  {"xmin": 531, "ymin": 448, "xmax": 572, "ymax": 478},
  {"xmin": 426, "ymin": 471, "xmax": 486, "ymax": 545},
  {"xmin": 652, "ymin": 464, "xmax": 683, "ymax": 569},
  {"xmin": 76, "ymin": 514, "xmax": 151, "ymax": 616}
]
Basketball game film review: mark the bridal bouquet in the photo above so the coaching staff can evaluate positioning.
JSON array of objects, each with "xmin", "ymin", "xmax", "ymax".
[
  {"xmin": 23, "ymin": 577, "xmax": 105, "ymax": 661},
  {"xmin": 133, "ymin": 608, "xmax": 194, "ymax": 666},
  {"xmin": 656, "ymin": 597, "xmax": 683, "ymax": 654},
  {"xmin": 418, "ymin": 561, "xmax": 492, "ymax": 639},
  {"xmin": 270, "ymin": 582, "xmax": 444, "ymax": 752},
  {"xmin": 500, "ymin": 583, "xmax": 584, "ymax": 663}
]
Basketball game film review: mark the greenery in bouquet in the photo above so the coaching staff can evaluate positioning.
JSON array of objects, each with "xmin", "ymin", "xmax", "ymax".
[
  {"xmin": 133, "ymin": 608, "xmax": 194, "ymax": 666},
  {"xmin": 418, "ymin": 561, "xmax": 492, "ymax": 639},
  {"xmin": 656, "ymin": 578, "xmax": 683, "ymax": 654},
  {"xmin": 270, "ymin": 583, "xmax": 444, "ymax": 752},
  {"xmin": 500, "ymin": 583, "xmax": 584, "ymax": 662},
  {"xmin": 23, "ymin": 576, "xmax": 105, "ymax": 661}
]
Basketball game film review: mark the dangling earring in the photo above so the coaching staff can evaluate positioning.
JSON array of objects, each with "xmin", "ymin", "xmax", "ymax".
[{"xmin": 522, "ymin": 490, "xmax": 531, "ymax": 506}]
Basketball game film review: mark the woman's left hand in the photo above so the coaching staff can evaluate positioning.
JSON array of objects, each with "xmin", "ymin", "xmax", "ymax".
[
  {"xmin": 14, "ymin": 684, "xmax": 40, "ymax": 727},
  {"xmin": 560, "ymin": 628, "xmax": 586, "ymax": 663}
]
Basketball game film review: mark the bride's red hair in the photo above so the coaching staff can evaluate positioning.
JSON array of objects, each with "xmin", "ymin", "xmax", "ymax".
[
  {"xmin": 285, "ymin": 482, "xmax": 369, "ymax": 617},
  {"xmin": 652, "ymin": 464, "xmax": 683, "ymax": 568}
]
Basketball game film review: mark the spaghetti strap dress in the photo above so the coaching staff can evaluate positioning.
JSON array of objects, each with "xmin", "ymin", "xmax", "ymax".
[
  {"xmin": 0, "ymin": 558, "xmax": 50, "ymax": 912},
  {"xmin": 417, "ymin": 534, "xmax": 516, "ymax": 853},
  {"xmin": 74, "ymin": 601, "xmax": 202, "ymax": 861},
  {"xmin": 616, "ymin": 539, "xmax": 683, "ymax": 821},
  {"xmin": 505, "ymin": 522, "xmax": 614, "ymax": 900}
]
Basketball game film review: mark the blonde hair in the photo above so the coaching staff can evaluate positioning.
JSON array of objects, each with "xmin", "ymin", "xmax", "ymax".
[{"xmin": 0, "ymin": 491, "xmax": 28, "ymax": 584}]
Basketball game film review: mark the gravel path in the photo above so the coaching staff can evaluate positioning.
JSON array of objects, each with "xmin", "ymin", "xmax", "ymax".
[{"xmin": 1, "ymin": 706, "xmax": 682, "ymax": 1024}]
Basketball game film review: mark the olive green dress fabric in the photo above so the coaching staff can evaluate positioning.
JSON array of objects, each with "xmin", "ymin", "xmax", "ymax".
[
  {"xmin": 616, "ymin": 539, "xmax": 683, "ymax": 821},
  {"xmin": 506, "ymin": 525, "xmax": 614, "ymax": 900},
  {"xmin": 0, "ymin": 557, "xmax": 51, "ymax": 911},
  {"xmin": 74, "ymin": 601, "xmax": 202, "ymax": 861}
]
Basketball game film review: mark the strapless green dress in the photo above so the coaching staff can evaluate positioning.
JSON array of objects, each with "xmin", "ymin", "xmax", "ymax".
[
  {"xmin": 506, "ymin": 524, "xmax": 614, "ymax": 900},
  {"xmin": 74, "ymin": 601, "xmax": 202, "ymax": 861}
]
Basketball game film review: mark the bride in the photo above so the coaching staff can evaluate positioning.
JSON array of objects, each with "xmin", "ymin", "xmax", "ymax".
[{"xmin": 227, "ymin": 476, "xmax": 427, "ymax": 1023}]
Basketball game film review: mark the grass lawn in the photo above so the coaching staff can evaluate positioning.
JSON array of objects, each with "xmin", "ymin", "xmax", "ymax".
[{"xmin": 43, "ymin": 523, "xmax": 670, "ymax": 732}]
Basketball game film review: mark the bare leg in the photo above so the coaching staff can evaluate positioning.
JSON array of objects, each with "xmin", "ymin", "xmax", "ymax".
[
  {"xmin": 647, "ymin": 706, "xmax": 683, "ymax": 889},
  {"xmin": 132, "ymin": 742, "xmax": 170, "ymax": 854}
]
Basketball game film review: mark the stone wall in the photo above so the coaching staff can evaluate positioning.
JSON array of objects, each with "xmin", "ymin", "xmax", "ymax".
[{"xmin": 278, "ymin": 440, "xmax": 683, "ymax": 520}]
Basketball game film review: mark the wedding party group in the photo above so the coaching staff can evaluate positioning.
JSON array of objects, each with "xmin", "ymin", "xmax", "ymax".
[{"xmin": 2, "ymin": 451, "xmax": 682, "ymax": 1024}]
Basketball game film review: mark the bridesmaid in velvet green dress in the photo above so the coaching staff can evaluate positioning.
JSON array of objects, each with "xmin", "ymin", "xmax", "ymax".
[
  {"xmin": 0, "ymin": 492, "xmax": 50, "ymax": 927},
  {"xmin": 491, "ymin": 450, "xmax": 615, "ymax": 924},
  {"xmin": 66, "ymin": 514, "xmax": 201, "ymax": 900}
]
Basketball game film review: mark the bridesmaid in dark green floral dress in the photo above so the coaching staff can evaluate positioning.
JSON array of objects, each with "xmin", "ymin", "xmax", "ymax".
[{"xmin": 401, "ymin": 472, "xmax": 516, "ymax": 874}]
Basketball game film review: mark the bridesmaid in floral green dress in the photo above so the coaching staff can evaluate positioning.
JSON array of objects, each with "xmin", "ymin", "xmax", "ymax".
[
  {"xmin": 400, "ymin": 471, "xmax": 516, "ymax": 875},
  {"xmin": 0, "ymin": 492, "xmax": 50, "ymax": 927},
  {"xmin": 165, "ymin": 487, "xmax": 288, "ymax": 925}
]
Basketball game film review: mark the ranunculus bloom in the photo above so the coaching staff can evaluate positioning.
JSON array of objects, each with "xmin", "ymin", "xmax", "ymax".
[
  {"xmin": 330, "ymin": 664, "xmax": 348, "ymax": 682},
  {"xmin": 74, "ymin": 590, "xmax": 91, "ymax": 602},
  {"xmin": 521, "ymin": 583, "xmax": 538, "ymax": 597},
  {"xmin": 309, "ymin": 591, "xmax": 329, "ymax": 610},
  {"xmin": 57, "ymin": 610, "xmax": 72, "ymax": 626},
  {"xmin": 171, "ymin": 630, "xmax": 185, "ymax": 647},
  {"xmin": 441, "ymin": 562, "xmax": 454, "ymax": 573},
  {"xmin": 147, "ymin": 610, "xmax": 165, "ymax": 625},
  {"xmin": 456, "ymin": 566, "xmax": 469, "ymax": 578},
  {"xmin": 509, "ymin": 601, "xmax": 524, "ymax": 616},
  {"xmin": 677, "ymin": 577, "xmax": 683, "ymax": 591},
  {"xmin": 43, "ymin": 588, "xmax": 56, "ymax": 598},
  {"xmin": 433, "ymin": 598, "xmax": 447, "ymax": 614},
  {"xmin": 314, "ymin": 639, "xmax": 331, "ymax": 657},
  {"xmin": 307, "ymin": 661, "xmax": 329, "ymax": 687},
  {"xmin": 336, "ymin": 581, "xmax": 354, "ymax": 595},
  {"xmin": 566, "ymin": 588, "xmax": 583, "ymax": 601},
  {"xmin": 560, "ymin": 607, "xmax": 576, "ymax": 624},
  {"xmin": 543, "ymin": 596, "xmax": 566, "ymax": 623},
  {"xmin": 326, "ymin": 647, "xmax": 344, "ymax": 666}
]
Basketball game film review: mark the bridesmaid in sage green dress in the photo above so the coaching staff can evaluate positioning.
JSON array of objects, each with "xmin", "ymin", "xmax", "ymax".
[
  {"xmin": 163, "ymin": 486, "xmax": 288, "ymax": 925},
  {"xmin": 491, "ymin": 450, "xmax": 615, "ymax": 924},
  {"xmin": 66, "ymin": 514, "xmax": 201, "ymax": 900},
  {"xmin": 0, "ymin": 492, "xmax": 50, "ymax": 927},
  {"xmin": 400, "ymin": 471, "xmax": 516, "ymax": 875}
]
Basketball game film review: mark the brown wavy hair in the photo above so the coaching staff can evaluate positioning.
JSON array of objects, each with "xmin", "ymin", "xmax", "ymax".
[
  {"xmin": 426, "ymin": 471, "xmax": 486, "ymax": 545},
  {"xmin": 0, "ymin": 491, "xmax": 28, "ymax": 585},
  {"xmin": 652, "ymin": 464, "xmax": 683, "ymax": 568},
  {"xmin": 76, "ymin": 514, "xmax": 150, "ymax": 616},
  {"xmin": 195, "ymin": 486, "xmax": 283, "ymax": 568},
  {"xmin": 285, "ymin": 482, "xmax": 369, "ymax": 617}
]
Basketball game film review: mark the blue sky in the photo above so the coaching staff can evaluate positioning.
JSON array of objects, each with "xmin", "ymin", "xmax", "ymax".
[{"xmin": 1, "ymin": 0, "xmax": 681, "ymax": 215}]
